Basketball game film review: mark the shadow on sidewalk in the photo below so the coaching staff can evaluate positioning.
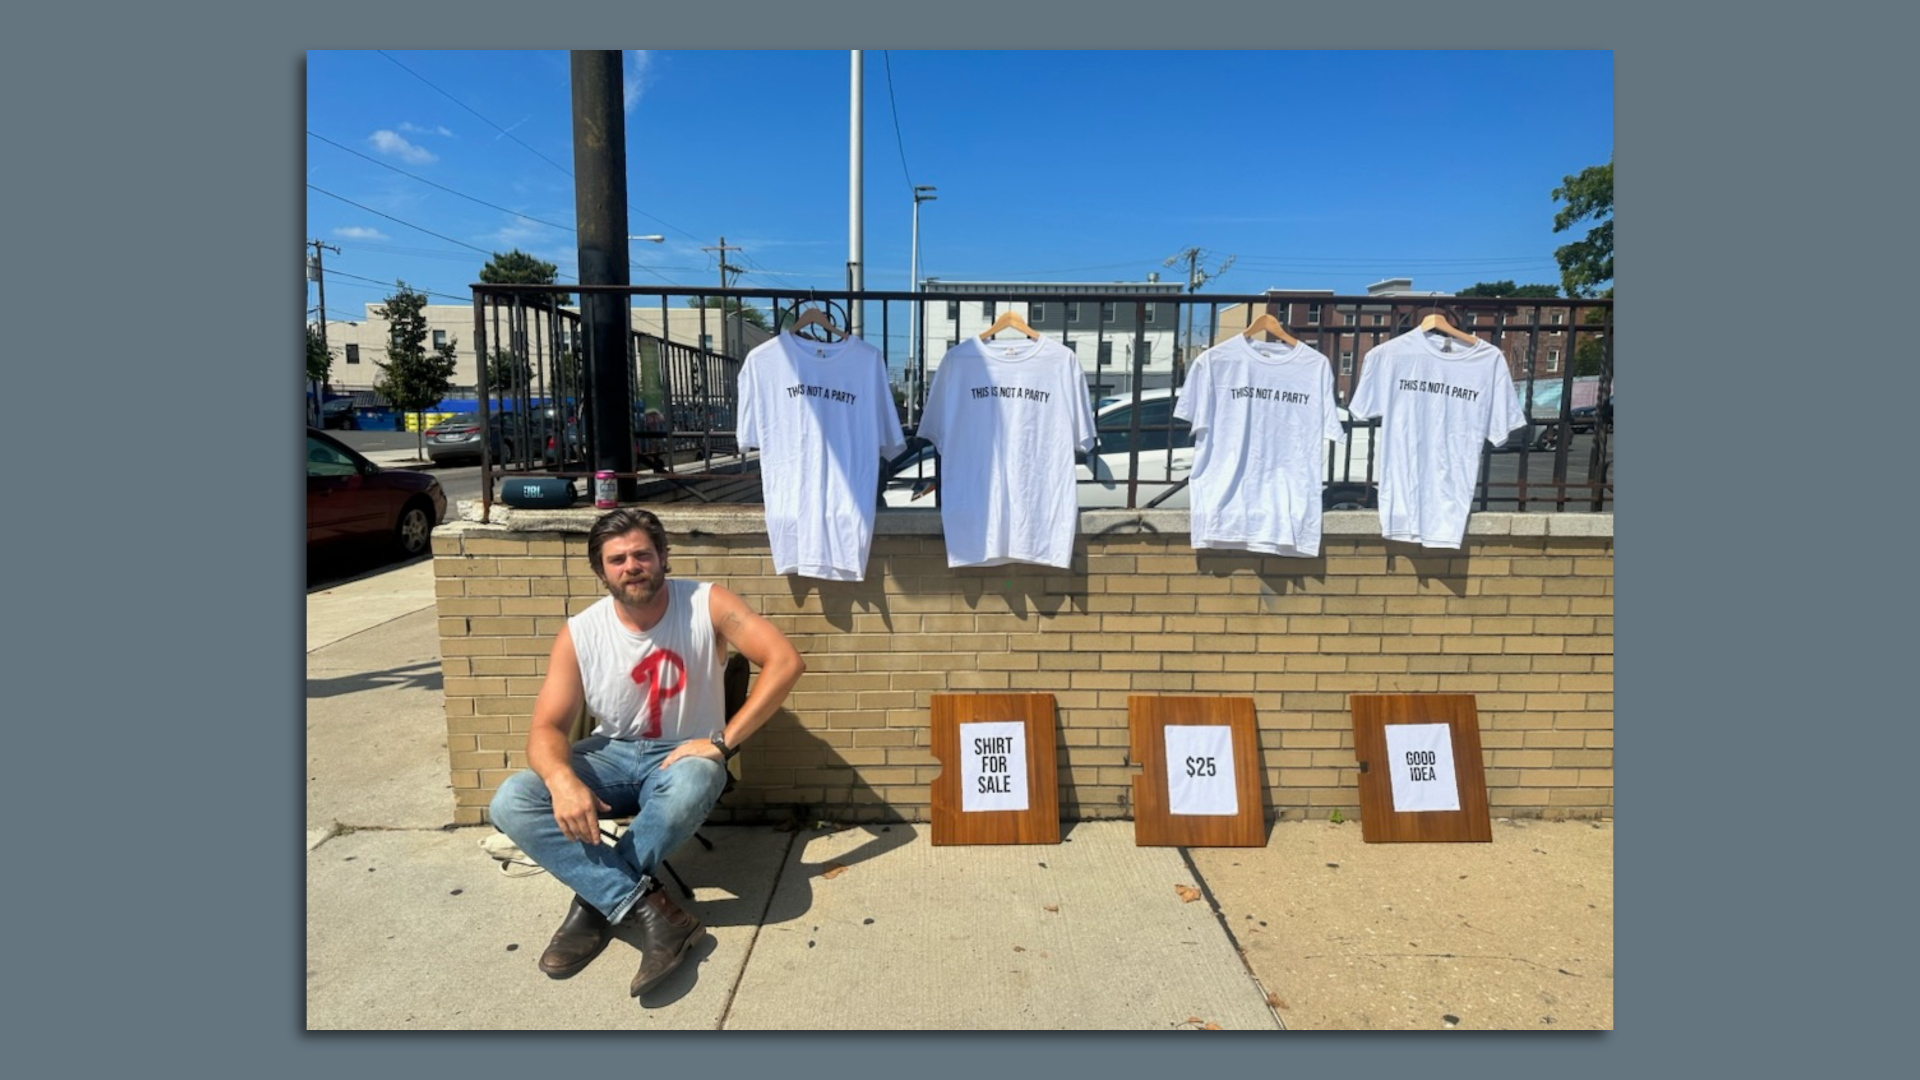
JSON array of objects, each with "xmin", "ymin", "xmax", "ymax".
[{"xmin": 305, "ymin": 660, "xmax": 444, "ymax": 698}]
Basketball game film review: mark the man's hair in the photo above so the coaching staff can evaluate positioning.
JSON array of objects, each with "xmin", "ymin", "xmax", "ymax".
[{"xmin": 586, "ymin": 508, "xmax": 670, "ymax": 576}]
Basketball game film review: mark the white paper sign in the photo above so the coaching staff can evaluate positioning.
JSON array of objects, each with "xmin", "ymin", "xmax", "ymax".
[
  {"xmin": 1383, "ymin": 722, "xmax": 1461, "ymax": 813},
  {"xmin": 959, "ymin": 721, "xmax": 1029, "ymax": 812},
  {"xmin": 1165, "ymin": 725, "xmax": 1237, "ymax": 816}
]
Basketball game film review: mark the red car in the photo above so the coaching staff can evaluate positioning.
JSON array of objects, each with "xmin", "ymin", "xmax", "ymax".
[{"xmin": 306, "ymin": 428, "xmax": 446, "ymax": 557}]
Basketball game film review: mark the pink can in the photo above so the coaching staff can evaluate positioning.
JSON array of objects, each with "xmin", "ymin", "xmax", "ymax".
[{"xmin": 593, "ymin": 470, "xmax": 618, "ymax": 509}]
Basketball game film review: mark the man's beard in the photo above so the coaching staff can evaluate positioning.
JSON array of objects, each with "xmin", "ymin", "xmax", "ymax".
[{"xmin": 607, "ymin": 569, "xmax": 665, "ymax": 607}]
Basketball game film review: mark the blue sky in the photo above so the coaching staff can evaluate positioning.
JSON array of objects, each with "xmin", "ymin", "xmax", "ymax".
[{"xmin": 306, "ymin": 49, "xmax": 1612, "ymax": 349}]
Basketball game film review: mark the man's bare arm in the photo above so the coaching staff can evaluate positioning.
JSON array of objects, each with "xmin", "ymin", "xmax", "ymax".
[
  {"xmin": 526, "ymin": 625, "xmax": 608, "ymax": 842},
  {"xmin": 708, "ymin": 584, "xmax": 805, "ymax": 751}
]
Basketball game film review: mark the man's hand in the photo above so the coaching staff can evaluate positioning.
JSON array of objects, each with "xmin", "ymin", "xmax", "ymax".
[
  {"xmin": 549, "ymin": 774, "xmax": 613, "ymax": 845},
  {"xmin": 661, "ymin": 737, "xmax": 724, "ymax": 770}
]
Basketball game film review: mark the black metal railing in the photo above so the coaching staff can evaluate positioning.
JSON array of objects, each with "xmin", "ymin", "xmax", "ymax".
[{"xmin": 470, "ymin": 284, "xmax": 1612, "ymax": 519}]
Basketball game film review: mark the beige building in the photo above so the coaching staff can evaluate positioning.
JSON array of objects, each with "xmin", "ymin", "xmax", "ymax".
[{"xmin": 318, "ymin": 302, "xmax": 773, "ymax": 398}]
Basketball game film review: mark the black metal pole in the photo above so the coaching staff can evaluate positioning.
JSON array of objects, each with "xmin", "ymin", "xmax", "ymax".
[{"xmin": 570, "ymin": 51, "xmax": 635, "ymax": 498}]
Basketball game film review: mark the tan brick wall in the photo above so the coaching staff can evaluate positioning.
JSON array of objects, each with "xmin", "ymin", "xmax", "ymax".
[{"xmin": 435, "ymin": 513, "xmax": 1612, "ymax": 827}]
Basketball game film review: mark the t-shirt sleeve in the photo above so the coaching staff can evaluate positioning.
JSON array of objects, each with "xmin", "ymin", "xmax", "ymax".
[
  {"xmin": 874, "ymin": 359, "xmax": 906, "ymax": 458},
  {"xmin": 1173, "ymin": 354, "xmax": 1209, "ymax": 436},
  {"xmin": 1349, "ymin": 345, "xmax": 1385, "ymax": 419},
  {"xmin": 1068, "ymin": 354, "xmax": 1097, "ymax": 454},
  {"xmin": 1318, "ymin": 355, "xmax": 1346, "ymax": 444},
  {"xmin": 735, "ymin": 355, "xmax": 761, "ymax": 450},
  {"xmin": 1486, "ymin": 357, "xmax": 1528, "ymax": 445}
]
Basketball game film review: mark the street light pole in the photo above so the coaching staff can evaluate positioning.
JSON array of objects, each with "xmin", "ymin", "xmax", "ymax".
[{"xmin": 908, "ymin": 184, "xmax": 936, "ymax": 426}]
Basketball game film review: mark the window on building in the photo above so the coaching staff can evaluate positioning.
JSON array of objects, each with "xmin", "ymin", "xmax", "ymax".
[
  {"xmin": 1307, "ymin": 303, "xmax": 1322, "ymax": 325},
  {"xmin": 1030, "ymin": 303, "xmax": 1046, "ymax": 321},
  {"xmin": 982, "ymin": 300, "xmax": 996, "ymax": 320},
  {"xmin": 700, "ymin": 334, "xmax": 713, "ymax": 350},
  {"xmin": 1545, "ymin": 348, "xmax": 1561, "ymax": 372},
  {"xmin": 1371, "ymin": 313, "xmax": 1385, "ymax": 326},
  {"xmin": 1100, "ymin": 302, "xmax": 1116, "ymax": 324},
  {"xmin": 1340, "ymin": 351, "xmax": 1354, "ymax": 375},
  {"xmin": 1146, "ymin": 304, "xmax": 1159, "ymax": 324},
  {"xmin": 1097, "ymin": 341, "xmax": 1113, "ymax": 367},
  {"xmin": 946, "ymin": 300, "xmax": 959, "ymax": 320},
  {"xmin": 1139, "ymin": 340, "xmax": 1152, "ymax": 365},
  {"xmin": 1068, "ymin": 303, "xmax": 1083, "ymax": 324},
  {"xmin": 345, "ymin": 344, "xmax": 360, "ymax": 365},
  {"xmin": 1552, "ymin": 310, "xmax": 1566, "ymax": 326},
  {"xmin": 432, "ymin": 330, "xmax": 447, "ymax": 350}
]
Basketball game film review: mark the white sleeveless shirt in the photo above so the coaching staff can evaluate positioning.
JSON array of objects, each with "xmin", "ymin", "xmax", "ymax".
[{"xmin": 568, "ymin": 579, "xmax": 727, "ymax": 743}]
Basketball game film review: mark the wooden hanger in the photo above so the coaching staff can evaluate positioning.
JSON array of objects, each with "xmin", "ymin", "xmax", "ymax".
[
  {"xmin": 1418, "ymin": 311, "xmax": 1479, "ymax": 345},
  {"xmin": 979, "ymin": 307, "xmax": 1040, "ymax": 341},
  {"xmin": 787, "ymin": 305, "xmax": 845, "ymax": 341},
  {"xmin": 1242, "ymin": 312, "xmax": 1299, "ymax": 346}
]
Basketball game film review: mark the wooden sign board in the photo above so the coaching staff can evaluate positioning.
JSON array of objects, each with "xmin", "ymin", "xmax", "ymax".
[
  {"xmin": 1349, "ymin": 694, "xmax": 1492, "ymax": 843},
  {"xmin": 1129, "ymin": 696, "xmax": 1265, "ymax": 847},
  {"xmin": 930, "ymin": 694, "xmax": 1060, "ymax": 845}
]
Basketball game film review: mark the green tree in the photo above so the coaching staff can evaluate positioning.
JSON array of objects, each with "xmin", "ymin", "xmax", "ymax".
[
  {"xmin": 1553, "ymin": 157, "xmax": 1614, "ymax": 298},
  {"xmin": 687, "ymin": 295, "xmax": 770, "ymax": 330},
  {"xmin": 1572, "ymin": 288, "xmax": 1614, "ymax": 377},
  {"xmin": 1457, "ymin": 280, "xmax": 1560, "ymax": 298},
  {"xmin": 482, "ymin": 347, "xmax": 532, "ymax": 395},
  {"xmin": 480, "ymin": 249, "xmax": 571, "ymax": 310},
  {"xmin": 306, "ymin": 323, "xmax": 331, "ymax": 383},
  {"xmin": 374, "ymin": 282, "xmax": 459, "ymax": 455}
]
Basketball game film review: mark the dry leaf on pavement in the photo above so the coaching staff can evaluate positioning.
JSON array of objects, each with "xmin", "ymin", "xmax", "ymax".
[
  {"xmin": 1044, "ymin": 904, "xmax": 1059, "ymax": 913},
  {"xmin": 821, "ymin": 862, "xmax": 848, "ymax": 879},
  {"xmin": 1174, "ymin": 885, "xmax": 1202, "ymax": 903}
]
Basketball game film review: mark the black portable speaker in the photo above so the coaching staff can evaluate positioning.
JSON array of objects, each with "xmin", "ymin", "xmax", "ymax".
[{"xmin": 498, "ymin": 477, "xmax": 577, "ymax": 509}]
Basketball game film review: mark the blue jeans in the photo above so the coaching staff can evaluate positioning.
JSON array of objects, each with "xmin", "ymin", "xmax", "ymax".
[{"xmin": 489, "ymin": 737, "xmax": 728, "ymax": 924}]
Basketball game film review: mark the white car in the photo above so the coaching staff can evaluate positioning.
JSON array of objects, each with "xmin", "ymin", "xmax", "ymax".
[{"xmin": 882, "ymin": 387, "xmax": 1378, "ymax": 510}]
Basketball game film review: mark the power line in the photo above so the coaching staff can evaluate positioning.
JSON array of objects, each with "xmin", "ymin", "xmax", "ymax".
[
  {"xmin": 307, "ymin": 130, "xmax": 577, "ymax": 235},
  {"xmin": 308, "ymin": 184, "xmax": 499, "ymax": 257},
  {"xmin": 374, "ymin": 50, "xmax": 703, "ymax": 248},
  {"xmin": 378, "ymin": 50, "xmax": 574, "ymax": 181},
  {"xmin": 307, "ymin": 131, "xmax": 678, "ymax": 285},
  {"xmin": 882, "ymin": 51, "xmax": 915, "ymax": 195}
]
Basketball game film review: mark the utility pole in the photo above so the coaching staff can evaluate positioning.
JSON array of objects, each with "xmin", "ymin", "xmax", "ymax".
[
  {"xmin": 1163, "ymin": 247, "xmax": 1235, "ymax": 385},
  {"xmin": 908, "ymin": 185, "xmax": 936, "ymax": 427},
  {"xmin": 308, "ymin": 239, "xmax": 340, "ymax": 424},
  {"xmin": 570, "ymin": 50, "xmax": 636, "ymax": 496},
  {"xmin": 849, "ymin": 50, "xmax": 864, "ymax": 339},
  {"xmin": 702, "ymin": 236, "xmax": 744, "ymax": 356}
]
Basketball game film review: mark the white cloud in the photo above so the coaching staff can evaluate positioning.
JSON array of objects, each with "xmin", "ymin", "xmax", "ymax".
[
  {"xmin": 368, "ymin": 130, "xmax": 437, "ymax": 165},
  {"xmin": 399, "ymin": 122, "xmax": 454, "ymax": 138},
  {"xmin": 624, "ymin": 51, "xmax": 652, "ymax": 112},
  {"xmin": 334, "ymin": 226, "xmax": 389, "ymax": 241}
]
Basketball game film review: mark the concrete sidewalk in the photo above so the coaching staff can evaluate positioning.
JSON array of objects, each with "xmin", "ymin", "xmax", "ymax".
[{"xmin": 305, "ymin": 559, "xmax": 1612, "ymax": 1030}]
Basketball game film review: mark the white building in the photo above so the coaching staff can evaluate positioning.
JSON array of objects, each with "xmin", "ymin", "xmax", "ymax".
[
  {"xmin": 315, "ymin": 302, "xmax": 772, "ymax": 398},
  {"xmin": 914, "ymin": 279, "xmax": 1184, "ymax": 402}
]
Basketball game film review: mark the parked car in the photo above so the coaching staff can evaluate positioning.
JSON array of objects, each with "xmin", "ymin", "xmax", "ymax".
[
  {"xmin": 307, "ymin": 428, "xmax": 446, "ymax": 556},
  {"xmin": 881, "ymin": 387, "xmax": 1379, "ymax": 511},
  {"xmin": 423, "ymin": 415, "xmax": 509, "ymax": 465},
  {"xmin": 427, "ymin": 408, "xmax": 576, "ymax": 466},
  {"xmin": 1503, "ymin": 376, "xmax": 1603, "ymax": 450},
  {"xmin": 319, "ymin": 398, "xmax": 359, "ymax": 430}
]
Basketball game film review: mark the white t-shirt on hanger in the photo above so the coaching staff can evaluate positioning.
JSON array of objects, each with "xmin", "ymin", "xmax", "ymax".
[
  {"xmin": 1173, "ymin": 335, "xmax": 1345, "ymax": 557},
  {"xmin": 918, "ymin": 335, "xmax": 1096, "ymax": 569},
  {"xmin": 737, "ymin": 330, "xmax": 906, "ymax": 581},
  {"xmin": 1348, "ymin": 328, "xmax": 1527, "ymax": 549}
]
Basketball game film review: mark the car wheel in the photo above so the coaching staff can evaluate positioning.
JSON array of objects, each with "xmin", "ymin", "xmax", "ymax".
[{"xmin": 394, "ymin": 500, "xmax": 435, "ymax": 558}]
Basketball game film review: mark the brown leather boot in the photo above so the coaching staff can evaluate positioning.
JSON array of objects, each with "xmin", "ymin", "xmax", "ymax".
[
  {"xmin": 538, "ymin": 895, "xmax": 614, "ymax": 979},
  {"xmin": 625, "ymin": 886, "xmax": 707, "ymax": 996}
]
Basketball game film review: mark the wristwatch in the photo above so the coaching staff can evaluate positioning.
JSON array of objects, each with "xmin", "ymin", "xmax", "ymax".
[{"xmin": 710, "ymin": 732, "xmax": 738, "ymax": 761}]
